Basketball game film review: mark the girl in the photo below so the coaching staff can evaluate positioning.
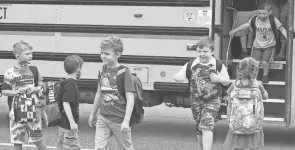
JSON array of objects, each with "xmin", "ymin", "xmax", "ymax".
[{"xmin": 224, "ymin": 57, "xmax": 268, "ymax": 150}]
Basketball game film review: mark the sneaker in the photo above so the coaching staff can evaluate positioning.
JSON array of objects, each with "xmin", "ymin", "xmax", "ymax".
[{"xmin": 262, "ymin": 76, "xmax": 269, "ymax": 83}]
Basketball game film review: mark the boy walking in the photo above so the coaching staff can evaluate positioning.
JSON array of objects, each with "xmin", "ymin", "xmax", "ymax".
[
  {"xmin": 88, "ymin": 36, "xmax": 135, "ymax": 150},
  {"xmin": 174, "ymin": 37, "xmax": 231, "ymax": 150},
  {"xmin": 1, "ymin": 40, "xmax": 47, "ymax": 150},
  {"xmin": 57, "ymin": 55, "xmax": 84, "ymax": 150},
  {"xmin": 230, "ymin": 2, "xmax": 287, "ymax": 83}
]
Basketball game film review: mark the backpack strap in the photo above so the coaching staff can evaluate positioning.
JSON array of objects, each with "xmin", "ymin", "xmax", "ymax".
[
  {"xmin": 216, "ymin": 59, "xmax": 223, "ymax": 73},
  {"xmin": 115, "ymin": 65, "xmax": 129, "ymax": 99},
  {"xmin": 29, "ymin": 66, "xmax": 39, "ymax": 87},
  {"xmin": 186, "ymin": 59, "xmax": 194, "ymax": 80},
  {"xmin": 250, "ymin": 15, "xmax": 257, "ymax": 39}
]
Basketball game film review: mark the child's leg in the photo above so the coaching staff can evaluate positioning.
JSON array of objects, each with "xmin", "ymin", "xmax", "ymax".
[
  {"xmin": 197, "ymin": 134, "xmax": 203, "ymax": 150},
  {"xmin": 57, "ymin": 127, "xmax": 80, "ymax": 150},
  {"xmin": 34, "ymin": 140, "xmax": 47, "ymax": 150},
  {"xmin": 10, "ymin": 116, "xmax": 26, "ymax": 150},
  {"xmin": 202, "ymin": 130, "xmax": 214, "ymax": 150},
  {"xmin": 261, "ymin": 46, "xmax": 275, "ymax": 83},
  {"xmin": 14, "ymin": 144, "xmax": 22, "ymax": 150},
  {"xmin": 110, "ymin": 122, "xmax": 134, "ymax": 150},
  {"xmin": 95, "ymin": 115, "xmax": 113, "ymax": 150},
  {"xmin": 191, "ymin": 104, "xmax": 203, "ymax": 150},
  {"xmin": 199, "ymin": 99, "xmax": 220, "ymax": 150},
  {"xmin": 27, "ymin": 113, "xmax": 47, "ymax": 150}
]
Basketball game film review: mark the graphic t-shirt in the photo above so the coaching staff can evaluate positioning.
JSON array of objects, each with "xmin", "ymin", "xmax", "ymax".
[
  {"xmin": 248, "ymin": 16, "xmax": 282, "ymax": 48},
  {"xmin": 59, "ymin": 78, "xmax": 80, "ymax": 130},
  {"xmin": 98, "ymin": 66, "xmax": 135, "ymax": 123},
  {"xmin": 2, "ymin": 65, "xmax": 43, "ymax": 104}
]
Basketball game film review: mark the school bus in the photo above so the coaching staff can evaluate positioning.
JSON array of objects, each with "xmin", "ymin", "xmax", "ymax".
[{"xmin": 0, "ymin": 0, "xmax": 294, "ymax": 129}]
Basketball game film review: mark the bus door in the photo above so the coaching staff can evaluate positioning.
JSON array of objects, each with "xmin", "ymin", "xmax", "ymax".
[{"xmin": 286, "ymin": 0, "xmax": 295, "ymax": 128}]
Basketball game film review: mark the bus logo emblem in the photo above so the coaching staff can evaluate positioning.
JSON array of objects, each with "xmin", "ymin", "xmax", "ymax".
[{"xmin": 184, "ymin": 10, "xmax": 195, "ymax": 23}]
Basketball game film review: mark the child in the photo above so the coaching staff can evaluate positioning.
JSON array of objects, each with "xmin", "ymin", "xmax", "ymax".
[
  {"xmin": 1, "ymin": 40, "xmax": 47, "ymax": 150},
  {"xmin": 229, "ymin": 2, "xmax": 287, "ymax": 83},
  {"xmin": 57, "ymin": 55, "xmax": 84, "ymax": 150},
  {"xmin": 88, "ymin": 36, "xmax": 136, "ymax": 150},
  {"xmin": 174, "ymin": 36, "xmax": 231, "ymax": 150},
  {"xmin": 224, "ymin": 57, "xmax": 268, "ymax": 150}
]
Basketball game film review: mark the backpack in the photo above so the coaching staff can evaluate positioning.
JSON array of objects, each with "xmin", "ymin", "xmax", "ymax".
[
  {"xmin": 100, "ymin": 65, "xmax": 144, "ymax": 126},
  {"xmin": 11, "ymin": 66, "xmax": 39, "ymax": 123},
  {"xmin": 42, "ymin": 79, "xmax": 64, "ymax": 127},
  {"xmin": 228, "ymin": 80, "xmax": 264, "ymax": 134},
  {"xmin": 250, "ymin": 15, "xmax": 278, "ymax": 44},
  {"xmin": 13, "ymin": 93, "xmax": 38, "ymax": 123}
]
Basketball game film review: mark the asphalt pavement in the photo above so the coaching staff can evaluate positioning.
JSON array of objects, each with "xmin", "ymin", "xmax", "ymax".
[{"xmin": 0, "ymin": 96, "xmax": 294, "ymax": 150}]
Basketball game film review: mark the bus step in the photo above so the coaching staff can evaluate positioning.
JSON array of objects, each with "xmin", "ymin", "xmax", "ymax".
[{"xmin": 221, "ymin": 115, "xmax": 284, "ymax": 122}]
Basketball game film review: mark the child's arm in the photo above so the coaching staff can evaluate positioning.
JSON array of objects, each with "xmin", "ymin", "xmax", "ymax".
[
  {"xmin": 259, "ymin": 83, "xmax": 268, "ymax": 100},
  {"xmin": 1, "ymin": 71, "xmax": 24, "ymax": 96},
  {"xmin": 274, "ymin": 17, "xmax": 287, "ymax": 39},
  {"xmin": 229, "ymin": 22, "xmax": 251, "ymax": 37},
  {"xmin": 62, "ymin": 82, "xmax": 78, "ymax": 130},
  {"xmin": 89, "ymin": 83, "xmax": 101, "ymax": 116},
  {"xmin": 174, "ymin": 63, "xmax": 188, "ymax": 82},
  {"xmin": 63, "ymin": 102, "xmax": 77, "ymax": 130},
  {"xmin": 89, "ymin": 71, "xmax": 102, "ymax": 127},
  {"xmin": 28, "ymin": 71, "xmax": 44, "ymax": 94},
  {"xmin": 123, "ymin": 69, "xmax": 136, "ymax": 125},
  {"xmin": 210, "ymin": 64, "xmax": 232, "ymax": 86}
]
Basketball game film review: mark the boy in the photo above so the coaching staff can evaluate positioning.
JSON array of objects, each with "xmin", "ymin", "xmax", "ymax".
[
  {"xmin": 57, "ymin": 55, "xmax": 83, "ymax": 150},
  {"xmin": 229, "ymin": 2, "xmax": 287, "ymax": 83},
  {"xmin": 1, "ymin": 40, "xmax": 47, "ymax": 150},
  {"xmin": 174, "ymin": 36, "xmax": 231, "ymax": 150},
  {"xmin": 88, "ymin": 36, "xmax": 135, "ymax": 150}
]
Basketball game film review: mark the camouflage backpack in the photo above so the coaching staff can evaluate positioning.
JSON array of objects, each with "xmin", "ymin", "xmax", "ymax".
[{"xmin": 228, "ymin": 80, "xmax": 264, "ymax": 134}]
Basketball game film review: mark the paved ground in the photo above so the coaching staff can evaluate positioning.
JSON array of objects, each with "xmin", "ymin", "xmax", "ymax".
[{"xmin": 0, "ymin": 96, "xmax": 294, "ymax": 150}]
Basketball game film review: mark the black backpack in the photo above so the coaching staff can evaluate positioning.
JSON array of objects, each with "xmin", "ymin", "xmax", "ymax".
[
  {"xmin": 250, "ymin": 15, "xmax": 278, "ymax": 44},
  {"xmin": 101, "ymin": 65, "xmax": 144, "ymax": 126},
  {"xmin": 42, "ymin": 79, "xmax": 65, "ymax": 127}
]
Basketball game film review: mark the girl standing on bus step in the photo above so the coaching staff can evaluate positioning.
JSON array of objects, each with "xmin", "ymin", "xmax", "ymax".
[{"xmin": 224, "ymin": 57, "xmax": 268, "ymax": 150}]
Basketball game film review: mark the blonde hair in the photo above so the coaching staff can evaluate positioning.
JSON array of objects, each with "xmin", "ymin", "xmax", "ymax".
[
  {"xmin": 12, "ymin": 40, "xmax": 33, "ymax": 57},
  {"xmin": 236, "ymin": 57, "xmax": 259, "ymax": 80},
  {"xmin": 100, "ymin": 36, "xmax": 123, "ymax": 53},
  {"xmin": 195, "ymin": 36, "xmax": 214, "ymax": 52}
]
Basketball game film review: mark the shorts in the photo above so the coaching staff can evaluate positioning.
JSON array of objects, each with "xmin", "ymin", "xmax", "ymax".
[
  {"xmin": 9, "ymin": 109, "xmax": 43, "ymax": 144},
  {"xmin": 251, "ymin": 46, "xmax": 275, "ymax": 62},
  {"xmin": 191, "ymin": 99, "xmax": 221, "ymax": 135},
  {"xmin": 57, "ymin": 127, "xmax": 81, "ymax": 150}
]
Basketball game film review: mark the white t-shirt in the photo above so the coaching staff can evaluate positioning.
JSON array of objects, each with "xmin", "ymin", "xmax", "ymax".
[
  {"xmin": 248, "ymin": 16, "xmax": 282, "ymax": 48},
  {"xmin": 174, "ymin": 57, "xmax": 230, "ymax": 86}
]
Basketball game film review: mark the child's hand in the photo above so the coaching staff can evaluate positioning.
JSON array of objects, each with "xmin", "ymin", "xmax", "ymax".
[
  {"xmin": 209, "ymin": 72, "xmax": 221, "ymax": 83},
  {"xmin": 70, "ymin": 122, "xmax": 78, "ymax": 131},
  {"xmin": 229, "ymin": 30, "xmax": 235, "ymax": 37},
  {"xmin": 121, "ymin": 120, "xmax": 131, "ymax": 133},
  {"xmin": 16, "ymin": 89, "xmax": 26, "ymax": 95}
]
